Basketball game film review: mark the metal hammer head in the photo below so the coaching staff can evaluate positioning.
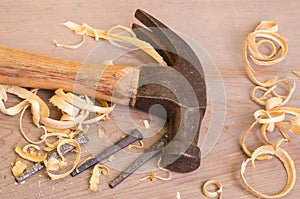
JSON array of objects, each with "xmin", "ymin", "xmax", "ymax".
[{"xmin": 131, "ymin": 9, "xmax": 207, "ymax": 173}]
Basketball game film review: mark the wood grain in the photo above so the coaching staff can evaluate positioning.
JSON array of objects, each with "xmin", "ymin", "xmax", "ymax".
[
  {"xmin": 1, "ymin": 1, "xmax": 300, "ymax": 199},
  {"xmin": 0, "ymin": 46, "xmax": 139, "ymax": 105}
]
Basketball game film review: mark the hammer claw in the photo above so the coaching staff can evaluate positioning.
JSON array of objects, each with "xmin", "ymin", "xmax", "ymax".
[
  {"xmin": 134, "ymin": 9, "xmax": 205, "ymax": 78},
  {"xmin": 132, "ymin": 23, "xmax": 176, "ymax": 66},
  {"xmin": 134, "ymin": 9, "xmax": 178, "ymax": 65}
]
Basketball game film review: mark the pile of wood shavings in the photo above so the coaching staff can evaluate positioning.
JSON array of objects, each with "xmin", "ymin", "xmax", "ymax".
[
  {"xmin": 240, "ymin": 21, "xmax": 300, "ymax": 198},
  {"xmin": 3, "ymin": 86, "xmax": 114, "ymax": 182}
]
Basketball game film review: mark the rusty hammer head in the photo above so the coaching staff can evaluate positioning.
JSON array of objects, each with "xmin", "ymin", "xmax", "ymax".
[{"xmin": 130, "ymin": 9, "xmax": 207, "ymax": 173}]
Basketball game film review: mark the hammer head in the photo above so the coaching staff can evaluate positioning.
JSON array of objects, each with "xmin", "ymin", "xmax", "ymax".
[{"xmin": 131, "ymin": 9, "xmax": 207, "ymax": 172}]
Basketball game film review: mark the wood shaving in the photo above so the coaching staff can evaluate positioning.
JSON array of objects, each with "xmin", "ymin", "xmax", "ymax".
[
  {"xmin": 143, "ymin": 120, "xmax": 150, "ymax": 129},
  {"xmin": 15, "ymin": 146, "xmax": 47, "ymax": 162},
  {"xmin": 202, "ymin": 179, "xmax": 223, "ymax": 199},
  {"xmin": 54, "ymin": 21, "xmax": 167, "ymax": 66},
  {"xmin": 43, "ymin": 131, "xmax": 70, "ymax": 152},
  {"xmin": 45, "ymin": 158, "xmax": 61, "ymax": 171},
  {"xmin": 250, "ymin": 78, "xmax": 295, "ymax": 108},
  {"xmin": 22, "ymin": 144, "xmax": 41, "ymax": 152},
  {"xmin": 97, "ymin": 127, "xmax": 104, "ymax": 139},
  {"xmin": 139, "ymin": 157, "xmax": 171, "ymax": 182},
  {"xmin": 292, "ymin": 71, "xmax": 300, "ymax": 77},
  {"xmin": 128, "ymin": 140, "xmax": 144, "ymax": 149},
  {"xmin": 43, "ymin": 137, "xmax": 64, "ymax": 152},
  {"xmin": 0, "ymin": 85, "xmax": 113, "ymax": 143},
  {"xmin": 240, "ymin": 21, "xmax": 298, "ymax": 198},
  {"xmin": 240, "ymin": 139, "xmax": 296, "ymax": 198},
  {"xmin": 260, "ymin": 123, "xmax": 291, "ymax": 145},
  {"xmin": 243, "ymin": 21, "xmax": 288, "ymax": 87},
  {"xmin": 240, "ymin": 121, "xmax": 272, "ymax": 160},
  {"xmin": 53, "ymin": 35, "xmax": 86, "ymax": 49},
  {"xmin": 44, "ymin": 139, "xmax": 81, "ymax": 180},
  {"xmin": 176, "ymin": 192, "xmax": 181, "ymax": 199},
  {"xmin": 106, "ymin": 25, "xmax": 137, "ymax": 50},
  {"xmin": 89, "ymin": 165, "xmax": 109, "ymax": 191},
  {"xmin": 19, "ymin": 104, "xmax": 47, "ymax": 144},
  {"xmin": 107, "ymin": 155, "xmax": 114, "ymax": 162},
  {"xmin": 11, "ymin": 160, "xmax": 27, "ymax": 178}
]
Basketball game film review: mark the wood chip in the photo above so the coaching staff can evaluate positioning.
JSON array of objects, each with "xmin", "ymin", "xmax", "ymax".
[
  {"xmin": 15, "ymin": 146, "xmax": 47, "ymax": 162},
  {"xmin": 240, "ymin": 139, "xmax": 296, "ymax": 198},
  {"xmin": 11, "ymin": 160, "xmax": 27, "ymax": 178},
  {"xmin": 202, "ymin": 179, "xmax": 223, "ymax": 199},
  {"xmin": 89, "ymin": 165, "xmax": 109, "ymax": 191}
]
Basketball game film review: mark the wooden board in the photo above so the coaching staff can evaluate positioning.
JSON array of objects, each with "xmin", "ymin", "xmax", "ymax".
[{"xmin": 1, "ymin": 1, "xmax": 300, "ymax": 198}]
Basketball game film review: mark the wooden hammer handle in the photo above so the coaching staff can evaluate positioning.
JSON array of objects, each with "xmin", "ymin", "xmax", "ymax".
[{"xmin": 0, "ymin": 46, "xmax": 139, "ymax": 105}]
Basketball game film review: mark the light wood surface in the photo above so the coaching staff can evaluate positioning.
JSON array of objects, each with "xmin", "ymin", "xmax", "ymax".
[{"xmin": 1, "ymin": 1, "xmax": 300, "ymax": 198}]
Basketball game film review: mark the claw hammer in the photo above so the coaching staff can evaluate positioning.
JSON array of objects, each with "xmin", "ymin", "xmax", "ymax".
[{"xmin": 0, "ymin": 9, "xmax": 206, "ymax": 173}]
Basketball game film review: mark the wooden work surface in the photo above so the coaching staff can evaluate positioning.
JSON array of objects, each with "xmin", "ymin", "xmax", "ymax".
[{"xmin": 1, "ymin": 1, "xmax": 300, "ymax": 198}]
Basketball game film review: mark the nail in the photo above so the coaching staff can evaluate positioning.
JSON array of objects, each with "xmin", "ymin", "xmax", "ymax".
[
  {"xmin": 70, "ymin": 129, "xmax": 143, "ymax": 177},
  {"xmin": 109, "ymin": 133, "xmax": 168, "ymax": 188}
]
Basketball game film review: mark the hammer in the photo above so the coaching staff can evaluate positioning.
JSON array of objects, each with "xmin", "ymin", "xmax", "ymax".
[{"xmin": 0, "ymin": 9, "xmax": 206, "ymax": 173}]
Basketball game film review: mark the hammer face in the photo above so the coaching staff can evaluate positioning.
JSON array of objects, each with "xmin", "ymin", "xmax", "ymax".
[{"xmin": 161, "ymin": 140, "xmax": 201, "ymax": 173}]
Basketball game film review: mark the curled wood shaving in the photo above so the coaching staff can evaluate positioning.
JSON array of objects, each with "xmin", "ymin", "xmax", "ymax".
[
  {"xmin": 97, "ymin": 127, "xmax": 104, "ymax": 139},
  {"xmin": 240, "ymin": 20, "xmax": 299, "ymax": 198},
  {"xmin": 139, "ymin": 157, "xmax": 171, "ymax": 182},
  {"xmin": 45, "ymin": 127, "xmax": 71, "ymax": 134},
  {"xmin": 45, "ymin": 158, "xmax": 61, "ymax": 171},
  {"xmin": 0, "ymin": 85, "xmax": 49, "ymax": 117},
  {"xmin": 254, "ymin": 109, "xmax": 285, "ymax": 125},
  {"xmin": 22, "ymin": 144, "xmax": 41, "ymax": 152},
  {"xmin": 240, "ymin": 121, "xmax": 272, "ymax": 160},
  {"xmin": 273, "ymin": 107, "xmax": 300, "ymax": 136},
  {"xmin": 128, "ymin": 140, "xmax": 144, "ymax": 149},
  {"xmin": 202, "ymin": 179, "xmax": 223, "ymax": 199},
  {"xmin": 53, "ymin": 89, "xmax": 114, "ymax": 114},
  {"xmin": 44, "ymin": 139, "xmax": 81, "ymax": 180},
  {"xmin": 260, "ymin": 123, "xmax": 291, "ymax": 145},
  {"xmin": 292, "ymin": 71, "xmax": 300, "ymax": 77},
  {"xmin": 89, "ymin": 165, "xmax": 109, "ymax": 191},
  {"xmin": 143, "ymin": 120, "xmax": 150, "ymax": 129},
  {"xmin": 43, "ymin": 132, "xmax": 71, "ymax": 152},
  {"xmin": 53, "ymin": 35, "xmax": 86, "ymax": 49},
  {"xmin": 15, "ymin": 146, "xmax": 47, "ymax": 162},
  {"xmin": 96, "ymin": 99, "xmax": 110, "ymax": 120},
  {"xmin": 19, "ymin": 104, "xmax": 47, "ymax": 145},
  {"xmin": 0, "ymin": 85, "xmax": 113, "ymax": 145},
  {"xmin": 54, "ymin": 21, "xmax": 167, "ymax": 66},
  {"xmin": 107, "ymin": 155, "xmax": 114, "ymax": 162},
  {"xmin": 44, "ymin": 137, "xmax": 64, "ymax": 152},
  {"xmin": 244, "ymin": 21, "xmax": 288, "ymax": 87},
  {"xmin": 240, "ymin": 139, "xmax": 296, "ymax": 198},
  {"xmin": 107, "ymin": 25, "xmax": 137, "ymax": 50},
  {"xmin": 251, "ymin": 78, "xmax": 295, "ymax": 108},
  {"xmin": 49, "ymin": 95, "xmax": 80, "ymax": 116},
  {"xmin": 11, "ymin": 160, "xmax": 27, "ymax": 178},
  {"xmin": 176, "ymin": 192, "xmax": 181, "ymax": 199}
]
